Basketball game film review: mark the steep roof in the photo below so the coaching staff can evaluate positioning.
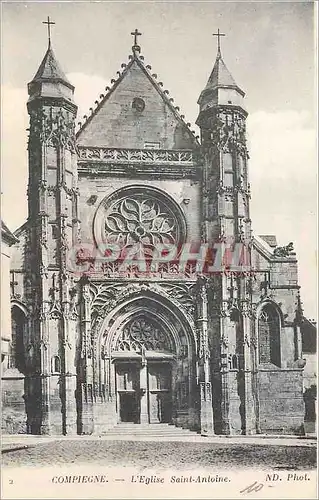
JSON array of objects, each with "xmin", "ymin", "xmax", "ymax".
[
  {"xmin": 1, "ymin": 220, "xmax": 19, "ymax": 246},
  {"xmin": 31, "ymin": 44, "xmax": 73, "ymax": 89},
  {"xmin": 197, "ymin": 48, "xmax": 245, "ymax": 113},
  {"xmin": 205, "ymin": 51, "xmax": 241, "ymax": 93},
  {"xmin": 259, "ymin": 235, "xmax": 277, "ymax": 248},
  {"xmin": 76, "ymin": 45, "xmax": 199, "ymax": 149}
]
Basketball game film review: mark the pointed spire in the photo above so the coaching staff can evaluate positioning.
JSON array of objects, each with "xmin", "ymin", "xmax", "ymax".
[
  {"xmin": 197, "ymin": 31, "xmax": 245, "ymax": 114},
  {"xmin": 27, "ymin": 21, "xmax": 75, "ymax": 106},
  {"xmin": 31, "ymin": 45, "xmax": 73, "ymax": 88},
  {"xmin": 204, "ymin": 51, "xmax": 242, "ymax": 95}
]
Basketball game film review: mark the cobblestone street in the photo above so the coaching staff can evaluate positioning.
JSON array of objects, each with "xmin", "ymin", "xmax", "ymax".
[{"xmin": 2, "ymin": 439, "xmax": 316, "ymax": 470}]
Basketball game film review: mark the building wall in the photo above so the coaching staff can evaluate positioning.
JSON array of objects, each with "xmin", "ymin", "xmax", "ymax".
[
  {"xmin": 1, "ymin": 243, "xmax": 12, "ymax": 356},
  {"xmin": 1, "ymin": 233, "xmax": 27, "ymax": 435}
]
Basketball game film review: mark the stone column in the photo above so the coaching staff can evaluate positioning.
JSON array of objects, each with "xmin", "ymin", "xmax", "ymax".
[
  {"xmin": 197, "ymin": 277, "xmax": 214, "ymax": 436},
  {"xmin": 39, "ymin": 301, "xmax": 51, "ymax": 435},
  {"xmin": 140, "ymin": 358, "xmax": 149, "ymax": 424},
  {"xmin": 79, "ymin": 279, "xmax": 94, "ymax": 434},
  {"xmin": 242, "ymin": 312, "xmax": 257, "ymax": 434}
]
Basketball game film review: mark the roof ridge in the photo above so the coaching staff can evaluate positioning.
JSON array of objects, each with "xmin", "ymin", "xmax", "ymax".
[
  {"xmin": 76, "ymin": 51, "xmax": 199, "ymax": 145},
  {"xmin": 1, "ymin": 219, "xmax": 19, "ymax": 244}
]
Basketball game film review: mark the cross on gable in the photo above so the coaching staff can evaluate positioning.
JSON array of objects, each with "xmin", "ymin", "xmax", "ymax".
[
  {"xmin": 213, "ymin": 28, "xmax": 226, "ymax": 53},
  {"xmin": 43, "ymin": 16, "xmax": 55, "ymax": 46},
  {"xmin": 131, "ymin": 29, "xmax": 142, "ymax": 46}
]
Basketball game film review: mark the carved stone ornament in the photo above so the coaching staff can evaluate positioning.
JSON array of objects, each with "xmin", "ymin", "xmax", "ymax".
[
  {"xmin": 28, "ymin": 107, "xmax": 77, "ymax": 152},
  {"xmin": 88, "ymin": 281, "xmax": 196, "ymax": 325},
  {"xmin": 205, "ymin": 111, "xmax": 248, "ymax": 158},
  {"xmin": 273, "ymin": 242, "xmax": 294, "ymax": 258},
  {"xmin": 48, "ymin": 273, "xmax": 62, "ymax": 319},
  {"xmin": 78, "ymin": 147, "xmax": 193, "ymax": 165}
]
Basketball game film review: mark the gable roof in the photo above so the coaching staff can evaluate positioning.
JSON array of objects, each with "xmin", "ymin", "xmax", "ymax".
[{"xmin": 76, "ymin": 48, "xmax": 199, "ymax": 149}]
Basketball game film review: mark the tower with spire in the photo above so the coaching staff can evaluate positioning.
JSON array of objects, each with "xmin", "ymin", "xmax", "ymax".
[
  {"xmin": 25, "ymin": 19, "xmax": 79, "ymax": 434},
  {"xmin": 197, "ymin": 33, "xmax": 256, "ymax": 434}
]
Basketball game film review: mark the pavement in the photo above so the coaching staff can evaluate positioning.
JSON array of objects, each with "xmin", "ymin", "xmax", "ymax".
[{"xmin": 2, "ymin": 431, "xmax": 317, "ymax": 453}]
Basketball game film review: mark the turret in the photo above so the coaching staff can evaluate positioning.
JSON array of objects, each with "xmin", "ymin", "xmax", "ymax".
[
  {"xmin": 196, "ymin": 31, "xmax": 250, "ymax": 245},
  {"xmin": 25, "ymin": 19, "xmax": 79, "ymax": 435},
  {"xmin": 197, "ymin": 32, "xmax": 255, "ymax": 436}
]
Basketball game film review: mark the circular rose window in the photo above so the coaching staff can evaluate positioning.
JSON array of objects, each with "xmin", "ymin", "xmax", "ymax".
[{"xmin": 94, "ymin": 186, "xmax": 186, "ymax": 252}]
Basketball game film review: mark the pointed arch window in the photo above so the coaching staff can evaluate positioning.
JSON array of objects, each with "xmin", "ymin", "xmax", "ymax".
[{"xmin": 258, "ymin": 304, "xmax": 281, "ymax": 367}]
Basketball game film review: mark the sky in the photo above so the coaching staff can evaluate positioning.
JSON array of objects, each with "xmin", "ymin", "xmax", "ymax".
[{"xmin": 1, "ymin": 1, "xmax": 317, "ymax": 318}]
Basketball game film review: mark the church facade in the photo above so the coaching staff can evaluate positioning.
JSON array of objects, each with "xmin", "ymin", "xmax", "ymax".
[{"xmin": 2, "ymin": 30, "xmax": 307, "ymax": 436}]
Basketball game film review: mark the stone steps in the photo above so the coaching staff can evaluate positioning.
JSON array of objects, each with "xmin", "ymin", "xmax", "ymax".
[{"xmin": 105, "ymin": 423, "xmax": 198, "ymax": 437}]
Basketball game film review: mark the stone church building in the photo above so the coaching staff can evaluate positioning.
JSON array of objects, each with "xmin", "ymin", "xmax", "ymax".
[{"xmin": 2, "ymin": 30, "xmax": 308, "ymax": 436}]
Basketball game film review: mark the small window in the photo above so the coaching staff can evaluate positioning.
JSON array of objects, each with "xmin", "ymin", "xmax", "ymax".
[
  {"xmin": 144, "ymin": 142, "xmax": 160, "ymax": 149},
  {"xmin": 52, "ymin": 355, "xmax": 61, "ymax": 374},
  {"xmin": 51, "ymin": 225, "xmax": 59, "ymax": 239}
]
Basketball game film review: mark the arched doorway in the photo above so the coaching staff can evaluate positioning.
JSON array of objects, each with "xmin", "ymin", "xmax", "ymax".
[
  {"xmin": 96, "ymin": 291, "xmax": 197, "ymax": 429},
  {"xmin": 112, "ymin": 314, "xmax": 175, "ymax": 424}
]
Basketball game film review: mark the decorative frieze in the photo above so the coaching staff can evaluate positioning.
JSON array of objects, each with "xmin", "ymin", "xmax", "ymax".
[{"xmin": 77, "ymin": 147, "xmax": 194, "ymax": 164}]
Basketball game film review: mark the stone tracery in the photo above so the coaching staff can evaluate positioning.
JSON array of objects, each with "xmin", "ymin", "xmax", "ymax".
[
  {"xmin": 105, "ymin": 196, "xmax": 176, "ymax": 248},
  {"xmin": 113, "ymin": 316, "xmax": 174, "ymax": 353},
  {"xmin": 94, "ymin": 186, "xmax": 186, "ymax": 252}
]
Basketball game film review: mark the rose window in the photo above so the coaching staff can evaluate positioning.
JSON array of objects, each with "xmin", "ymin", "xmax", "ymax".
[{"xmin": 94, "ymin": 186, "xmax": 186, "ymax": 251}]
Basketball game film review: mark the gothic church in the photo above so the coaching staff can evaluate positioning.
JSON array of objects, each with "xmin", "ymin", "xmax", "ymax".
[{"xmin": 2, "ymin": 28, "xmax": 307, "ymax": 436}]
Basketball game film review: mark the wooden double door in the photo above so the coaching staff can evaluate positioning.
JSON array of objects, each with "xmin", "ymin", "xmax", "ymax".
[{"xmin": 116, "ymin": 361, "xmax": 172, "ymax": 424}]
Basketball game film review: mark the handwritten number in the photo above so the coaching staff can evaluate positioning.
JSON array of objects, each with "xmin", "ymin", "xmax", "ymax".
[
  {"xmin": 9, "ymin": 479, "xmax": 13, "ymax": 485},
  {"xmin": 240, "ymin": 481, "xmax": 264, "ymax": 494}
]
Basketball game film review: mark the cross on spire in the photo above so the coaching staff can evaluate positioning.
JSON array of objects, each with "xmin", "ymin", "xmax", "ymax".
[
  {"xmin": 43, "ymin": 16, "xmax": 55, "ymax": 47},
  {"xmin": 213, "ymin": 28, "xmax": 225, "ymax": 54},
  {"xmin": 131, "ymin": 28, "xmax": 142, "ymax": 48}
]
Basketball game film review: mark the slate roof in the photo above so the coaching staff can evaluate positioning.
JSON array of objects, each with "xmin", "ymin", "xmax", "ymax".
[
  {"xmin": 30, "ymin": 45, "xmax": 73, "ymax": 89},
  {"xmin": 259, "ymin": 235, "xmax": 278, "ymax": 248},
  {"xmin": 198, "ymin": 49, "xmax": 245, "ymax": 106}
]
